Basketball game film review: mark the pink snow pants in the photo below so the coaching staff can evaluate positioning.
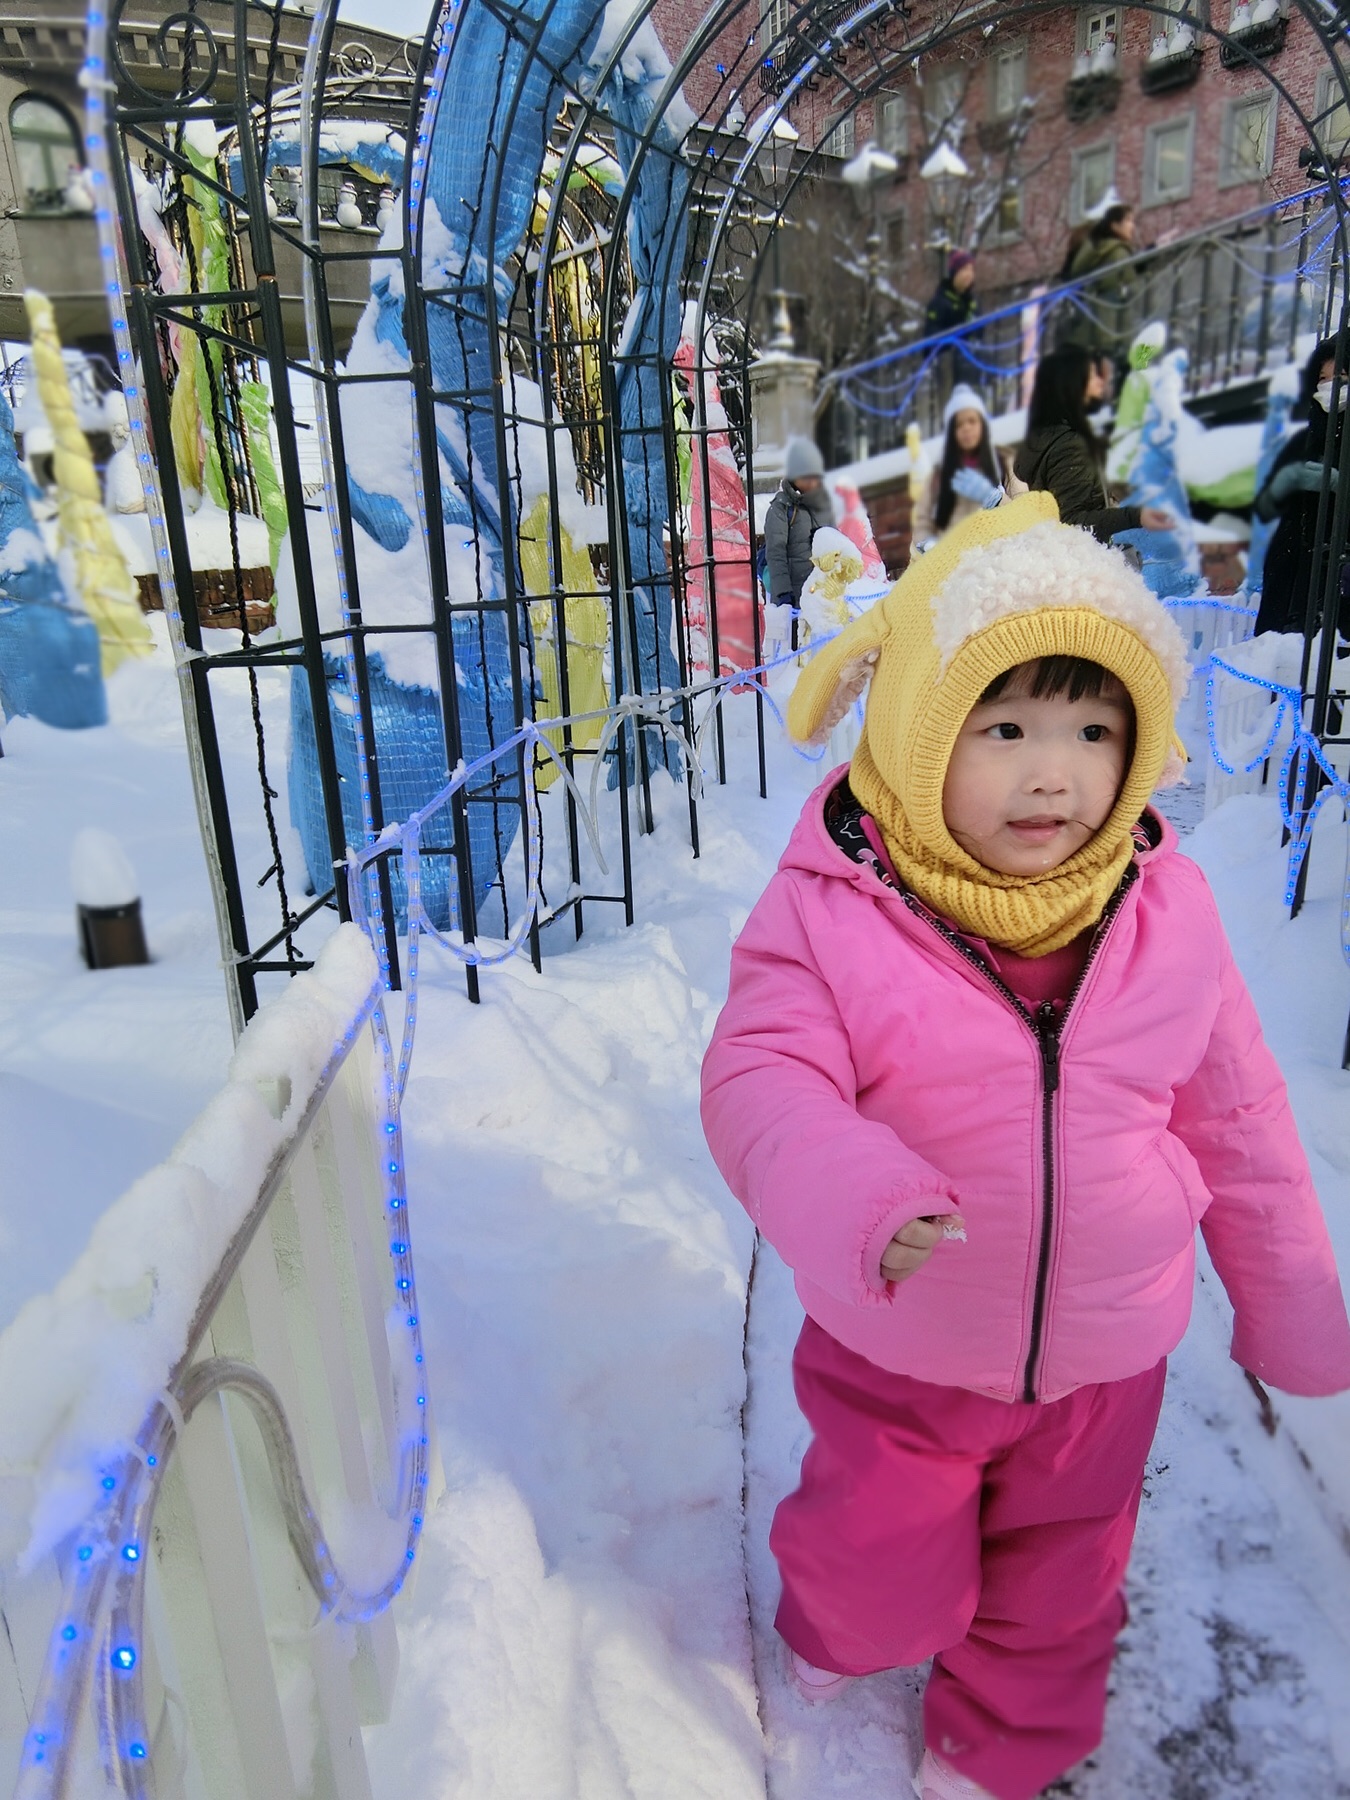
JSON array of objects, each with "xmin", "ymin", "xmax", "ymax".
[{"xmin": 772, "ymin": 1320, "xmax": 1167, "ymax": 1800}]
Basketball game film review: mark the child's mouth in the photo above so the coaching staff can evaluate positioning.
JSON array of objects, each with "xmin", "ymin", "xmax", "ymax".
[{"xmin": 1007, "ymin": 816, "xmax": 1067, "ymax": 842}]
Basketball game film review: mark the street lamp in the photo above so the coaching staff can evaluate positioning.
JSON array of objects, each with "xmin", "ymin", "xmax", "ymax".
[
  {"xmin": 842, "ymin": 143, "xmax": 900, "ymax": 345},
  {"xmin": 919, "ymin": 137, "xmax": 970, "ymax": 274},
  {"xmin": 754, "ymin": 112, "xmax": 799, "ymax": 352}
]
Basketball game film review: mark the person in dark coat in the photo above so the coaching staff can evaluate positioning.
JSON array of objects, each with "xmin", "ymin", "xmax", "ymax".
[
  {"xmin": 764, "ymin": 437, "xmax": 836, "ymax": 653},
  {"xmin": 1013, "ymin": 346, "xmax": 1171, "ymax": 544},
  {"xmin": 1061, "ymin": 205, "xmax": 1137, "ymax": 380},
  {"xmin": 1253, "ymin": 334, "xmax": 1348, "ymax": 638},
  {"xmin": 924, "ymin": 250, "xmax": 979, "ymax": 390}
]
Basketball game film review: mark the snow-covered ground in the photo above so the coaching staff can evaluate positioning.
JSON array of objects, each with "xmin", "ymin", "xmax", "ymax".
[{"xmin": 3, "ymin": 642, "xmax": 1350, "ymax": 1796}]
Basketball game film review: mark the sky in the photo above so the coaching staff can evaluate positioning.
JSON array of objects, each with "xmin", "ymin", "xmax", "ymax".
[{"xmin": 339, "ymin": 0, "xmax": 442, "ymax": 39}]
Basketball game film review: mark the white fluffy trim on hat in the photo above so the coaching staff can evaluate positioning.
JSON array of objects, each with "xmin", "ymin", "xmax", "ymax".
[
  {"xmin": 930, "ymin": 520, "xmax": 1191, "ymax": 705},
  {"xmin": 942, "ymin": 383, "xmax": 988, "ymax": 428}
]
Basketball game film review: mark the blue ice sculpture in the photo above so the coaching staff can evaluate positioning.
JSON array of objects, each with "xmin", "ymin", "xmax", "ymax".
[
  {"xmin": 1114, "ymin": 348, "xmax": 1201, "ymax": 601},
  {"xmin": 1245, "ymin": 368, "xmax": 1297, "ymax": 601},
  {"xmin": 287, "ymin": 0, "xmax": 695, "ymax": 931},
  {"xmin": 0, "ymin": 389, "xmax": 106, "ymax": 729}
]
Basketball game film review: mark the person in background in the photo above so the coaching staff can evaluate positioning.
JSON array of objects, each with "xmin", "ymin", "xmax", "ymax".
[
  {"xmin": 1014, "ymin": 346, "xmax": 1170, "ymax": 544},
  {"xmin": 1253, "ymin": 333, "xmax": 1348, "ymax": 638},
  {"xmin": 912, "ymin": 384, "xmax": 1007, "ymax": 549},
  {"xmin": 1061, "ymin": 205, "xmax": 1138, "ymax": 380},
  {"xmin": 763, "ymin": 436, "xmax": 836, "ymax": 657},
  {"xmin": 925, "ymin": 250, "xmax": 980, "ymax": 389}
]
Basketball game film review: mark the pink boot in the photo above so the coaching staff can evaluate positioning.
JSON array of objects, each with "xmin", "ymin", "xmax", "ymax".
[
  {"xmin": 786, "ymin": 1647, "xmax": 857, "ymax": 1703},
  {"xmin": 911, "ymin": 1749, "xmax": 996, "ymax": 1800}
]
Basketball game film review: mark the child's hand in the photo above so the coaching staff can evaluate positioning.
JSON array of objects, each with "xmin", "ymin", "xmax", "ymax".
[{"xmin": 880, "ymin": 1214, "xmax": 967, "ymax": 1283}]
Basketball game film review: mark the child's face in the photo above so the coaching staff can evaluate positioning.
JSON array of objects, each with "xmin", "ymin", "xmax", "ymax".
[{"xmin": 942, "ymin": 682, "xmax": 1131, "ymax": 877}]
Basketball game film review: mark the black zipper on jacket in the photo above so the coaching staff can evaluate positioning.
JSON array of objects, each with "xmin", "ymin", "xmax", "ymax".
[{"xmin": 899, "ymin": 866, "xmax": 1137, "ymax": 1402}]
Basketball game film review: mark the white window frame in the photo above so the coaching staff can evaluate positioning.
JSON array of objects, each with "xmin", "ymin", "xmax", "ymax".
[
  {"xmin": 923, "ymin": 66, "xmax": 967, "ymax": 143},
  {"xmin": 990, "ymin": 185, "xmax": 1024, "ymax": 242},
  {"xmin": 1142, "ymin": 113, "xmax": 1195, "ymax": 207},
  {"xmin": 761, "ymin": 0, "xmax": 792, "ymax": 52},
  {"xmin": 1069, "ymin": 139, "xmax": 1116, "ymax": 223},
  {"xmin": 876, "ymin": 91, "xmax": 909, "ymax": 157},
  {"xmin": 1220, "ymin": 91, "xmax": 1277, "ymax": 187},
  {"xmin": 990, "ymin": 39, "xmax": 1028, "ymax": 119},
  {"xmin": 1077, "ymin": 7, "xmax": 1119, "ymax": 54},
  {"xmin": 1315, "ymin": 65, "xmax": 1350, "ymax": 160},
  {"xmin": 10, "ymin": 95, "xmax": 80, "ymax": 210},
  {"xmin": 822, "ymin": 113, "xmax": 855, "ymax": 159}
]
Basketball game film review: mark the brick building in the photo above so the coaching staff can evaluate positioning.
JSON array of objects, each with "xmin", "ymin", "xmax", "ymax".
[{"xmin": 653, "ymin": 0, "xmax": 1346, "ymax": 355}]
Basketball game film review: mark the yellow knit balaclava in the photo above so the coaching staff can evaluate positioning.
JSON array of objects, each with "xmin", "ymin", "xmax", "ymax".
[{"xmin": 786, "ymin": 493, "xmax": 1190, "ymax": 956}]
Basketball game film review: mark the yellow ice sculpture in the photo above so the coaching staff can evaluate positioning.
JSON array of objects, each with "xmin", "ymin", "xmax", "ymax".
[
  {"xmin": 518, "ymin": 494, "xmax": 609, "ymax": 789},
  {"xmin": 24, "ymin": 290, "xmax": 152, "ymax": 674}
]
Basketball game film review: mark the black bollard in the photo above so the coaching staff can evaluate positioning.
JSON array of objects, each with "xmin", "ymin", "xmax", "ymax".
[{"xmin": 77, "ymin": 898, "xmax": 150, "ymax": 969}]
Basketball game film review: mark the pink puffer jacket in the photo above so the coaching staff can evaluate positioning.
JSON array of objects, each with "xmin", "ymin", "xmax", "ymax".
[{"xmin": 701, "ymin": 776, "xmax": 1350, "ymax": 1402}]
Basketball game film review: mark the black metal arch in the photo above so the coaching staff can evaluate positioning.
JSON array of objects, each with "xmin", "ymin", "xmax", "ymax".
[{"xmin": 92, "ymin": 0, "xmax": 1350, "ymax": 1031}]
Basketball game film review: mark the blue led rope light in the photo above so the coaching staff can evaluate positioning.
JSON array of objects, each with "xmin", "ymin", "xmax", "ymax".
[
  {"xmin": 1204, "ymin": 651, "xmax": 1350, "ymax": 962},
  {"xmin": 15, "ymin": 971, "xmax": 435, "ymax": 1799}
]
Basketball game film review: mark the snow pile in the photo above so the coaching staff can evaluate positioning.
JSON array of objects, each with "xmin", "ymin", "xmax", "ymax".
[
  {"xmin": 585, "ymin": 0, "xmax": 698, "ymax": 140},
  {"xmin": 0, "ymin": 925, "xmax": 378, "ymax": 1565},
  {"xmin": 70, "ymin": 828, "xmax": 139, "ymax": 909},
  {"xmin": 113, "ymin": 499, "xmax": 271, "ymax": 579}
]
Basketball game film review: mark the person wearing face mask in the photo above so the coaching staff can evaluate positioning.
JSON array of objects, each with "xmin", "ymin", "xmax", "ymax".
[{"xmin": 1253, "ymin": 334, "xmax": 1350, "ymax": 637}]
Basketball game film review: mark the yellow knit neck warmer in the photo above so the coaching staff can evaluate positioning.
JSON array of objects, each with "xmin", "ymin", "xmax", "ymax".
[{"xmin": 787, "ymin": 494, "xmax": 1190, "ymax": 958}]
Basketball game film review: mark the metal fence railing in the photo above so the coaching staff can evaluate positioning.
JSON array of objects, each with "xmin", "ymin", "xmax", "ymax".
[{"xmin": 821, "ymin": 181, "xmax": 1349, "ymax": 463}]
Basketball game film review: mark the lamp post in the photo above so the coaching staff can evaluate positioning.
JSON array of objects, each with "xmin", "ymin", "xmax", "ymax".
[
  {"xmin": 755, "ymin": 114, "xmax": 799, "ymax": 352},
  {"xmin": 919, "ymin": 138, "xmax": 970, "ymax": 277},
  {"xmin": 842, "ymin": 142, "xmax": 900, "ymax": 349}
]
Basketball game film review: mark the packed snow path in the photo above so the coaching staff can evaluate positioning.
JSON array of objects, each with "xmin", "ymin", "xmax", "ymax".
[
  {"xmin": 3, "ymin": 651, "xmax": 1350, "ymax": 1796},
  {"xmin": 363, "ymin": 738, "xmax": 1350, "ymax": 1798}
]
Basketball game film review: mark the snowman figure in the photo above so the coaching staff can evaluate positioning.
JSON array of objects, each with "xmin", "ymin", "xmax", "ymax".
[
  {"xmin": 335, "ymin": 180, "xmax": 364, "ymax": 229},
  {"xmin": 375, "ymin": 187, "xmax": 396, "ymax": 233}
]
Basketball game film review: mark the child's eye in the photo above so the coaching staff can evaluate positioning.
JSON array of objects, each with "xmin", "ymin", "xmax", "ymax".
[
  {"xmin": 990, "ymin": 722, "xmax": 1022, "ymax": 740},
  {"xmin": 1080, "ymin": 723, "xmax": 1111, "ymax": 742}
]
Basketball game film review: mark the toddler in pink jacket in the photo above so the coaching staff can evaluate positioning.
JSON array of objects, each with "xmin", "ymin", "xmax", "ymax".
[{"xmin": 700, "ymin": 494, "xmax": 1350, "ymax": 1800}]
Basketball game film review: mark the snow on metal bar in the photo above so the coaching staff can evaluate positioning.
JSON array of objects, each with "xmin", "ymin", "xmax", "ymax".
[{"xmin": 2, "ymin": 923, "xmax": 435, "ymax": 1797}]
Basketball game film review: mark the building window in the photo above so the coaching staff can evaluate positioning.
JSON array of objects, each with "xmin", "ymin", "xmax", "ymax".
[
  {"xmin": 993, "ymin": 186, "xmax": 1023, "ymax": 239},
  {"xmin": 991, "ymin": 41, "xmax": 1028, "ymax": 118},
  {"xmin": 924, "ymin": 67, "xmax": 967, "ymax": 143},
  {"xmin": 761, "ymin": 0, "xmax": 792, "ymax": 51},
  {"xmin": 885, "ymin": 211, "xmax": 905, "ymax": 263},
  {"xmin": 877, "ymin": 92, "xmax": 909, "ymax": 157},
  {"xmin": 10, "ymin": 95, "xmax": 80, "ymax": 212},
  {"xmin": 1070, "ymin": 140, "xmax": 1116, "ymax": 221},
  {"xmin": 822, "ymin": 114, "xmax": 855, "ymax": 159},
  {"xmin": 1142, "ymin": 114, "xmax": 1195, "ymax": 205},
  {"xmin": 1077, "ymin": 7, "xmax": 1119, "ymax": 55},
  {"xmin": 1315, "ymin": 66, "xmax": 1350, "ymax": 164},
  {"xmin": 1220, "ymin": 91, "xmax": 1276, "ymax": 185}
]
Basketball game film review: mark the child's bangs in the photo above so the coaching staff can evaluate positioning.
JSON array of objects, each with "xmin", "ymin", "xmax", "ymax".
[{"xmin": 979, "ymin": 656, "xmax": 1129, "ymax": 706}]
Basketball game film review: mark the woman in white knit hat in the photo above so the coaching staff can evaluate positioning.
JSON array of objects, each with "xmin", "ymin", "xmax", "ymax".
[{"xmin": 911, "ymin": 385, "xmax": 1008, "ymax": 552}]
